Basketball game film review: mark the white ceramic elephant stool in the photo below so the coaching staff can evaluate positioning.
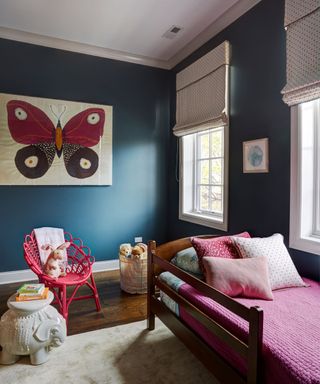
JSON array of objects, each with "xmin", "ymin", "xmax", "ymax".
[{"xmin": 0, "ymin": 290, "xmax": 66, "ymax": 365}]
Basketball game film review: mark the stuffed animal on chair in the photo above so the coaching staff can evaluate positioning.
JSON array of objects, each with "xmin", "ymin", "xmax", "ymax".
[{"xmin": 42, "ymin": 242, "xmax": 70, "ymax": 279}]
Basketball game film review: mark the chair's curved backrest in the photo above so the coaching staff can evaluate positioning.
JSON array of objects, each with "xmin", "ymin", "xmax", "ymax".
[
  {"xmin": 23, "ymin": 230, "xmax": 94, "ymax": 278},
  {"xmin": 23, "ymin": 230, "xmax": 101, "ymax": 322},
  {"xmin": 23, "ymin": 231, "xmax": 43, "ymax": 275}
]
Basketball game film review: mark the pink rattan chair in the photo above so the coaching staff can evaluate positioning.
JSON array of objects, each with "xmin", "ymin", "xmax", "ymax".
[{"xmin": 23, "ymin": 231, "xmax": 101, "ymax": 323}]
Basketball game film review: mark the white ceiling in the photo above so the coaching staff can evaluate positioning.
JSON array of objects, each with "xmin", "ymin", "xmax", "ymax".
[{"xmin": 0, "ymin": 0, "xmax": 260, "ymax": 68}]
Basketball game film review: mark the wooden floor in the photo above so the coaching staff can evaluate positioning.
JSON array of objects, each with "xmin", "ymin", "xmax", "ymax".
[{"xmin": 0, "ymin": 270, "xmax": 147, "ymax": 336}]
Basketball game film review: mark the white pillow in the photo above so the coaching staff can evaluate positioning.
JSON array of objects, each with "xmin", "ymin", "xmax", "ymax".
[{"xmin": 233, "ymin": 234, "xmax": 306, "ymax": 290}]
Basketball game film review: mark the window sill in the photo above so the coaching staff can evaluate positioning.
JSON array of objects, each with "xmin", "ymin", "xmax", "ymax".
[
  {"xmin": 289, "ymin": 235, "xmax": 320, "ymax": 256},
  {"xmin": 179, "ymin": 211, "xmax": 228, "ymax": 231}
]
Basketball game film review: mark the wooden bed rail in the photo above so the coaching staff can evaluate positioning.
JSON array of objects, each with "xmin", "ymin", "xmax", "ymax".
[
  {"xmin": 154, "ymin": 254, "xmax": 250, "ymax": 320},
  {"xmin": 147, "ymin": 239, "xmax": 264, "ymax": 384}
]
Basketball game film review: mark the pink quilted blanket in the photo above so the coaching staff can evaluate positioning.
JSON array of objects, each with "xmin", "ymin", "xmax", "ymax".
[{"xmin": 179, "ymin": 278, "xmax": 320, "ymax": 384}]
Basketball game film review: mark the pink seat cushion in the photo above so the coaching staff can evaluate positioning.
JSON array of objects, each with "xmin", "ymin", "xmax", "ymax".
[
  {"xmin": 202, "ymin": 256, "xmax": 273, "ymax": 300},
  {"xmin": 191, "ymin": 232, "xmax": 250, "ymax": 272}
]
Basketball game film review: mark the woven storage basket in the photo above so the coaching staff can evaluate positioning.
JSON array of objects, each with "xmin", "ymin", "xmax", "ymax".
[{"xmin": 119, "ymin": 255, "xmax": 147, "ymax": 294}]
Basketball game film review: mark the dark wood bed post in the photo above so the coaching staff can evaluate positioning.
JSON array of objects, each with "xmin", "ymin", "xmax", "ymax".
[
  {"xmin": 147, "ymin": 240, "xmax": 156, "ymax": 330},
  {"xmin": 248, "ymin": 306, "xmax": 264, "ymax": 384}
]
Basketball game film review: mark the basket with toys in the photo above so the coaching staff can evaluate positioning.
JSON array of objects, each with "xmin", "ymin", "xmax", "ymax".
[{"xmin": 119, "ymin": 243, "xmax": 147, "ymax": 294}]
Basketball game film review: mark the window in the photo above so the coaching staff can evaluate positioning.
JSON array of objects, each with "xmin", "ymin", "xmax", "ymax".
[
  {"xmin": 180, "ymin": 126, "xmax": 228, "ymax": 230},
  {"xmin": 290, "ymin": 98, "xmax": 320, "ymax": 255},
  {"xmin": 173, "ymin": 41, "xmax": 230, "ymax": 230},
  {"xmin": 282, "ymin": 0, "xmax": 319, "ymax": 255}
]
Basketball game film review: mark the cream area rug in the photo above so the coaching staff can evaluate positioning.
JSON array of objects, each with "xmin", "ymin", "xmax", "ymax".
[{"xmin": 0, "ymin": 318, "xmax": 216, "ymax": 384}]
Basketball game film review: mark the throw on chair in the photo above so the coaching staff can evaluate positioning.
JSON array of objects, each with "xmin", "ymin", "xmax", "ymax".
[{"xmin": 23, "ymin": 229, "xmax": 101, "ymax": 325}]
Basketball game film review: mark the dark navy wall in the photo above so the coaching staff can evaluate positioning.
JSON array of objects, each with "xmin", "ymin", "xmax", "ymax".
[
  {"xmin": 168, "ymin": 0, "xmax": 320, "ymax": 280},
  {"xmin": 1, "ymin": 0, "xmax": 319, "ymax": 280},
  {"xmin": 0, "ymin": 38, "xmax": 171, "ymax": 272}
]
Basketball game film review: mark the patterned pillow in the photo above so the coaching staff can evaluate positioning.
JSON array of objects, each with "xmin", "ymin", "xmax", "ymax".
[
  {"xmin": 171, "ymin": 247, "xmax": 203, "ymax": 277},
  {"xmin": 191, "ymin": 232, "xmax": 251, "ymax": 272},
  {"xmin": 233, "ymin": 234, "xmax": 307, "ymax": 290}
]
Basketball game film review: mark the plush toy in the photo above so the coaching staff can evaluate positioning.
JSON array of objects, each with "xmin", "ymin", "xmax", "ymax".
[
  {"xmin": 119, "ymin": 243, "xmax": 132, "ymax": 258},
  {"xmin": 131, "ymin": 243, "xmax": 147, "ymax": 260},
  {"xmin": 42, "ymin": 242, "xmax": 70, "ymax": 279}
]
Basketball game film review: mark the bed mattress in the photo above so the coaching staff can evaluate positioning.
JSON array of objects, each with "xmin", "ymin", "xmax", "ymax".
[{"xmin": 159, "ymin": 273, "xmax": 320, "ymax": 384}]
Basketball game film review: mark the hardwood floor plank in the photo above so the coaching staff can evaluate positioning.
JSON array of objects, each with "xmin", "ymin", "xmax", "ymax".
[{"xmin": 0, "ymin": 270, "xmax": 147, "ymax": 336}]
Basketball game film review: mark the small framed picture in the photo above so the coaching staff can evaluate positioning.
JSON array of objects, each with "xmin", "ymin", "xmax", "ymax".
[{"xmin": 243, "ymin": 138, "xmax": 269, "ymax": 173}]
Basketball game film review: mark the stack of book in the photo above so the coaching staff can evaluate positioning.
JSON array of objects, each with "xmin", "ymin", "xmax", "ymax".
[{"xmin": 16, "ymin": 283, "xmax": 49, "ymax": 301}]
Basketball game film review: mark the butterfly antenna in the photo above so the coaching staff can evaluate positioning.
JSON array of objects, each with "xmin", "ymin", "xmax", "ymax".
[
  {"xmin": 50, "ymin": 105, "xmax": 66, "ymax": 121},
  {"xmin": 58, "ymin": 106, "xmax": 67, "ymax": 120},
  {"xmin": 49, "ymin": 105, "xmax": 58, "ymax": 119}
]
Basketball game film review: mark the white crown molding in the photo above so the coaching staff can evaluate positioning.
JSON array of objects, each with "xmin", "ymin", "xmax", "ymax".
[
  {"xmin": 0, "ymin": 259, "xmax": 119, "ymax": 285},
  {"xmin": 0, "ymin": 26, "xmax": 171, "ymax": 70},
  {"xmin": 168, "ymin": 0, "xmax": 262, "ymax": 68},
  {"xmin": 0, "ymin": 0, "xmax": 261, "ymax": 70}
]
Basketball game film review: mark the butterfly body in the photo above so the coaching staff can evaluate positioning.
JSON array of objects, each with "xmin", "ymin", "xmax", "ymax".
[
  {"xmin": 55, "ymin": 121, "xmax": 63, "ymax": 157},
  {"xmin": 7, "ymin": 100, "xmax": 105, "ymax": 179}
]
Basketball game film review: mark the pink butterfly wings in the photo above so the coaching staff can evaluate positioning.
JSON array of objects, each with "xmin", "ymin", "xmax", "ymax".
[
  {"xmin": 62, "ymin": 107, "xmax": 105, "ymax": 147},
  {"xmin": 7, "ymin": 100, "xmax": 106, "ymax": 179},
  {"xmin": 7, "ymin": 100, "xmax": 54, "ymax": 144}
]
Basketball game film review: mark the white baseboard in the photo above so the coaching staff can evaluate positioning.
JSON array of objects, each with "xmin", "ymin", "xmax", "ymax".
[
  {"xmin": 92, "ymin": 259, "xmax": 119, "ymax": 273},
  {"xmin": 0, "ymin": 259, "xmax": 119, "ymax": 285}
]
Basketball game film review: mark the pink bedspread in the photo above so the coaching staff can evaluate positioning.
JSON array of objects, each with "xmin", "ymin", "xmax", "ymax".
[{"xmin": 179, "ymin": 278, "xmax": 320, "ymax": 384}]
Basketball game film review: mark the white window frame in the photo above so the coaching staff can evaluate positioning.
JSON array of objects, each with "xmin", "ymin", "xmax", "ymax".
[
  {"xmin": 290, "ymin": 99, "xmax": 320, "ymax": 255},
  {"xmin": 179, "ymin": 126, "xmax": 229, "ymax": 231}
]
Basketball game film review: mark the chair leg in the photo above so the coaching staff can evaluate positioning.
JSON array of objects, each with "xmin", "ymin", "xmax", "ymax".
[
  {"xmin": 90, "ymin": 273, "xmax": 101, "ymax": 312},
  {"xmin": 61, "ymin": 285, "xmax": 68, "ymax": 323}
]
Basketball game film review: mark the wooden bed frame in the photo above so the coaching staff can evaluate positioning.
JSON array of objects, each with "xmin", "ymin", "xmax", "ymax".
[{"xmin": 147, "ymin": 236, "xmax": 264, "ymax": 384}]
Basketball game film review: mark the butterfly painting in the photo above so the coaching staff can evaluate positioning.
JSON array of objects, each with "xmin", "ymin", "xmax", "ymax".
[{"xmin": 0, "ymin": 93, "xmax": 112, "ymax": 185}]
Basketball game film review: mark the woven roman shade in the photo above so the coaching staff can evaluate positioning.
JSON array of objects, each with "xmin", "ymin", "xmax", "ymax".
[
  {"xmin": 173, "ymin": 41, "xmax": 230, "ymax": 137},
  {"xmin": 281, "ymin": 0, "xmax": 320, "ymax": 106}
]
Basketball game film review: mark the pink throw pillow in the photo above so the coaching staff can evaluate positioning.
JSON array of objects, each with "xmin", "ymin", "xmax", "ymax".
[
  {"xmin": 191, "ymin": 232, "xmax": 250, "ymax": 272},
  {"xmin": 202, "ymin": 256, "xmax": 273, "ymax": 300}
]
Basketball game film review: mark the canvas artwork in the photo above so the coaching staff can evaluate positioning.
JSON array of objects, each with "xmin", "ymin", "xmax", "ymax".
[
  {"xmin": 0, "ymin": 93, "xmax": 112, "ymax": 185},
  {"xmin": 243, "ymin": 138, "xmax": 269, "ymax": 173}
]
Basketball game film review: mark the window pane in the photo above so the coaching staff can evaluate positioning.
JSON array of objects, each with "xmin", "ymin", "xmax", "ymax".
[
  {"xmin": 290, "ymin": 98, "xmax": 320, "ymax": 254},
  {"xmin": 211, "ymin": 130, "xmax": 223, "ymax": 157},
  {"xmin": 211, "ymin": 186, "xmax": 222, "ymax": 213},
  {"xmin": 316, "ymin": 127, "xmax": 320, "ymax": 234},
  {"xmin": 199, "ymin": 160, "xmax": 209, "ymax": 184},
  {"xmin": 211, "ymin": 159, "xmax": 223, "ymax": 184},
  {"xmin": 300, "ymin": 101, "xmax": 315, "ymax": 237},
  {"xmin": 199, "ymin": 133, "xmax": 209, "ymax": 158},
  {"xmin": 199, "ymin": 186, "xmax": 209, "ymax": 211},
  {"xmin": 180, "ymin": 126, "xmax": 227, "ymax": 229}
]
